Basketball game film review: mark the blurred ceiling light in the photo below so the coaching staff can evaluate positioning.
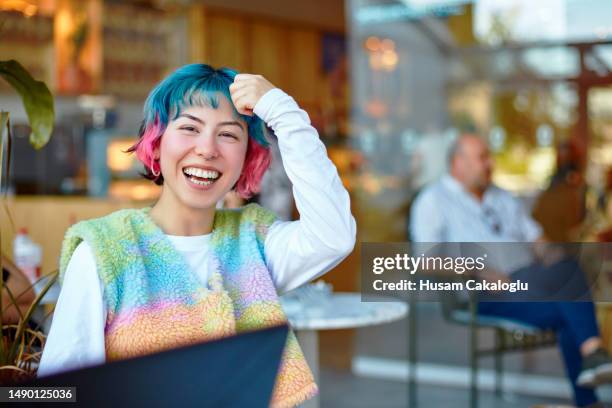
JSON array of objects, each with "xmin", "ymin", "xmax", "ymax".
[
  {"xmin": 364, "ymin": 36, "xmax": 381, "ymax": 52},
  {"xmin": 381, "ymin": 49, "xmax": 399, "ymax": 71},
  {"xmin": 0, "ymin": 0, "xmax": 38, "ymax": 16},
  {"xmin": 365, "ymin": 36, "xmax": 399, "ymax": 71},
  {"xmin": 381, "ymin": 38, "xmax": 395, "ymax": 51}
]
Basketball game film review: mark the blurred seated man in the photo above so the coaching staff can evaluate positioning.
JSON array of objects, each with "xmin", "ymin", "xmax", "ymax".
[
  {"xmin": 2, "ymin": 254, "xmax": 35, "ymax": 324},
  {"xmin": 410, "ymin": 133, "xmax": 612, "ymax": 408}
]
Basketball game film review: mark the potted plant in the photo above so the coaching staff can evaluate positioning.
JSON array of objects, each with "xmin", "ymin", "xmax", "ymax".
[{"xmin": 0, "ymin": 59, "xmax": 57, "ymax": 383}]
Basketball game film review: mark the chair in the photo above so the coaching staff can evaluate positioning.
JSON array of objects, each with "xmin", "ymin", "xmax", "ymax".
[{"xmin": 437, "ymin": 276, "xmax": 557, "ymax": 408}]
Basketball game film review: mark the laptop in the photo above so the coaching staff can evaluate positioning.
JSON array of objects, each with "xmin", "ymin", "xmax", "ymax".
[{"xmin": 27, "ymin": 324, "xmax": 288, "ymax": 408}]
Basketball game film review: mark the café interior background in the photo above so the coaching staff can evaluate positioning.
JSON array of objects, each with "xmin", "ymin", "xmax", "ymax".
[
  {"xmin": 2, "ymin": 0, "xmax": 612, "ymax": 406},
  {"xmin": 2, "ymin": 0, "xmax": 610, "ymax": 270}
]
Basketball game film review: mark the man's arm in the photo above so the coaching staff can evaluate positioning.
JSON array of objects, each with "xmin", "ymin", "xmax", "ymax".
[{"xmin": 410, "ymin": 188, "xmax": 446, "ymax": 243}]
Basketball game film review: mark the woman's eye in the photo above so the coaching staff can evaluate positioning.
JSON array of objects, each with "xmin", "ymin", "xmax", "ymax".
[
  {"xmin": 180, "ymin": 126, "xmax": 198, "ymax": 133},
  {"xmin": 220, "ymin": 133, "xmax": 238, "ymax": 140}
]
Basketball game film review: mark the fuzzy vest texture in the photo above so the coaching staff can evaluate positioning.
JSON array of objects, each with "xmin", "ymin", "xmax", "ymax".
[{"xmin": 59, "ymin": 203, "xmax": 317, "ymax": 407}]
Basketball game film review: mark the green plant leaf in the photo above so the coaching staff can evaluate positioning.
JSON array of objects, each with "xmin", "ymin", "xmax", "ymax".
[
  {"xmin": 0, "ymin": 112, "xmax": 7, "ymax": 141},
  {"xmin": 0, "ymin": 112, "xmax": 7, "ymax": 363},
  {"xmin": 0, "ymin": 112, "xmax": 16, "ymax": 238},
  {"xmin": 7, "ymin": 270, "xmax": 58, "ymax": 364},
  {"xmin": 0, "ymin": 112, "xmax": 7, "ymax": 194},
  {"xmin": 0, "ymin": 60, "xmax": 54, "ymax": 149}
]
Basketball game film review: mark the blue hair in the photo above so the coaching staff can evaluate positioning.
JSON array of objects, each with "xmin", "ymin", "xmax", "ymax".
[{"xmin": 142, "ymin": 63, "xmax": 268, "ymax": 147}]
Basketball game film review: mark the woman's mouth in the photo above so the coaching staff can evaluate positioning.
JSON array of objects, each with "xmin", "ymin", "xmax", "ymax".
[{"xmin": 182, "ymin": 166, "xmax": 221, "ymax": 189}]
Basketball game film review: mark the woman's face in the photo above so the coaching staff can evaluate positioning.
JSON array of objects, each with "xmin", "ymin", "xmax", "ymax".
[{"xmin": 155, "ymin": 94, "xmax": 248, "ymax": 211}]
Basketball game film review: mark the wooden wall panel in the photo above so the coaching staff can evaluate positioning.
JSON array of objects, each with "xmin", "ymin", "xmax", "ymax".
[
  {"xmin": 206, "ymin": 14, "xmax": 248, "ymax": 71},
  {"xmin": 188, "ymin": 4, "xmax": 208, "ymax": 64},
  {"xmin": 187, "ymin": 6, "xmax": 328, "ymax": 111},
  {"xmin": 248, "ymin": 23, "xmax": 288, "ymax": 89},
  {"xmin": 1, "ymin": 197, "xmax": 145, "ymax": 275},
  {"xmin": 286, "ymin": 28, "xmax": 320, "ymax": 107}
]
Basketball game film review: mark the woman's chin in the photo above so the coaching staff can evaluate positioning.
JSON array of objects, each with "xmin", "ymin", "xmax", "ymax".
[
  {"xmin": 179, "ymin": 195, "xmax": 220, "ymax": 211},
  {"xmin": 181, "ymin": 186, "xmax": 231, "ymax": 210}
]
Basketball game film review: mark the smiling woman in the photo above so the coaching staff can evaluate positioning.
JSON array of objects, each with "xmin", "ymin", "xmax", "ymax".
[
  {"xmin": 152, "ymin": 96, "xmax": 250, "ymax": 217},
  {"xmin": 126, "ymin": 65, "xmax": 270, "ymax": 222},
  {"xmin": 38, "ymin": 64, "xmax": 356, "ymax": 408}
]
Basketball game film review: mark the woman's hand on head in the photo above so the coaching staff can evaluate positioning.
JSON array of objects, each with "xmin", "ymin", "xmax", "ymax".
[{"xmin": 230, "ymin": 74, "xmax": 276, "ymax": 116}]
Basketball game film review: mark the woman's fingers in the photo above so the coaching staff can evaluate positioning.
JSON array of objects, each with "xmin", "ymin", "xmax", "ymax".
[
  {"xmin": 234, "ymin": 73, "xmax": 262, "ymax": 84},
  {"xmin": 230, "ymin": 85, "xmax": 256, "ymax": 116},
  {"xmin": 229, "ymin": 82, "xmax": 252, "ymax": 101},
  {"xmin": 233, "ymin": 96, "xmax": 255, "ymax": 116},
  {"xmin": 230, "ymin": 74, "xmax": 276, "ymax": 116}
]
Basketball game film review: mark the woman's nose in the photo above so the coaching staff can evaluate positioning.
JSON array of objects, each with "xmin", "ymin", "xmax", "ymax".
[{"xmin": 194, "ymin": 133, "xmax": 219, "ymax": 160}]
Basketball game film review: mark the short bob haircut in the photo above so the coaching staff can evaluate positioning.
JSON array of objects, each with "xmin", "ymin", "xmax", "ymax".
[{"xmin": 127, "ymin": 63, "xmax": 271, "ymax": 199}]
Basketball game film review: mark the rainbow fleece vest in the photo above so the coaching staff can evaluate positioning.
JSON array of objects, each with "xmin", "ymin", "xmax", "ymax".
[{"xmin": 58, "ymin": 203, "xmax": 318, "ymax": 408}]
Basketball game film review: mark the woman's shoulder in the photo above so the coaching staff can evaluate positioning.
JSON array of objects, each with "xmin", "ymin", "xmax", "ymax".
[
  {"xmin": 59, "ymin": 208, "xmax": 145, "ymax": 281},
  {"xmin": 71, "ymin": 208, "xmax": 143, "ymax": 228},
  {"xmin": 65, "ymin": 208, "xmax": 147, "ymax": 242}
]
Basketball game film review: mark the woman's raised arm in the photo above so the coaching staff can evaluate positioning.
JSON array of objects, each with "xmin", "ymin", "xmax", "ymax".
[{"xmin": 232, "ymin": 77, "xmax": 356, "ymax": 294}]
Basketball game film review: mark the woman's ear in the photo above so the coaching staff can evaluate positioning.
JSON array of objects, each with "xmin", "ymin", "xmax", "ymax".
[{"xmin": 152, "ymin": 145, "xmax": 160, "ymax": 161}]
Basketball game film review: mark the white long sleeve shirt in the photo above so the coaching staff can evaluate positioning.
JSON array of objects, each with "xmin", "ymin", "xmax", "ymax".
[
  {"xmin": 410, "ymin": 174, "xmax": 542, "ymax": 274},
  {"xmin": 38, "ymin": 88, "xmax": 356, "ymax": 377}
]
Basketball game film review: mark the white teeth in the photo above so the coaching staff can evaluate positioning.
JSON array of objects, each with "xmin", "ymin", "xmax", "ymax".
[
  {"xmin": 188, "ymin": 177, "xmax": 213, "ymax": 186},
  {"xmin": 183, "ymin": 167, "xmax": 220, "ymax": 179}
]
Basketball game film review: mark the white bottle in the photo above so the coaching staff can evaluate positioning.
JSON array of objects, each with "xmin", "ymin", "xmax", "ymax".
[{"xmin": 13, "ymin": 228, "xmax": 42, "ymax": 284}]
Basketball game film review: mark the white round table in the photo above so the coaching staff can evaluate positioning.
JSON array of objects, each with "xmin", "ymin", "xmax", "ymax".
[{"xmin": 280, "ymin": 292, "xmax": 408, "ymax": 408}]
